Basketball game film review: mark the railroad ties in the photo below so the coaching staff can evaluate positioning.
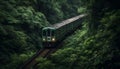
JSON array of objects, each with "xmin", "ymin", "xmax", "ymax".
[
  {"xmin": 20, "ymin": 14, "xmax": 87, "ymax": 69},
  {"xmin": 20, "ymin": 49, "xmax": 54, "ymax": 69}
]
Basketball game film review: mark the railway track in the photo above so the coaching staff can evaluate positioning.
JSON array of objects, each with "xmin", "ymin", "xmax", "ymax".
[
  {"xmin": 20, "ymin": 46, "xmax": 61, "ymax": 69},
  {"xmin": 20, "ymin": 49, "xmax": 50, "ymax": 69}
]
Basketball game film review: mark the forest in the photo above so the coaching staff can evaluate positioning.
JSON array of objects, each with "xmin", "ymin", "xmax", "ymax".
[{"xmin": 0, "ymin": 0, "xmax": 120, "ymax": 69}]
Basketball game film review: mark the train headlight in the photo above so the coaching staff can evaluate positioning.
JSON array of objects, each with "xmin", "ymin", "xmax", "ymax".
[
  {"xmin": 43, "ymin": 38, "xmax": 45, "ymax": 41},
  {"xmin": 52, "ymin": 38, "xmax": 55, "ymax": 41}
]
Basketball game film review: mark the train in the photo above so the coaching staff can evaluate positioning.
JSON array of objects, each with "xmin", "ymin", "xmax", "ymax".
[{"xmin": 42, "ymin": 14, "xmax": 86, "ymax": 48}]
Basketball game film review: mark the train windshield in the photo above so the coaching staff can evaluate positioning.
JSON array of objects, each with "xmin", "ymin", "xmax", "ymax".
[
  {"xmin": 42, "ymin": 30, "xmax": 46, "ymax": 36},
  {"xmin": 47, "ymin": 29, "xmax": 51, "ymax": 36},
  {"xmin": 51, "ymin": 30, "xmax": 54, "ymax": 36}
]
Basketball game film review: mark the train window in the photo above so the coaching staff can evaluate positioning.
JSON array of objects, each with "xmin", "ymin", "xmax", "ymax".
[
  {"xmin": 51, "ymin": 30, "xmax": 54, "ymax": 36},
  {"xmin": 47, "ymin": 29, "xmax": 51, "ymax": 36},
  {"xmin": 42, "ymin": 30, "xmax": 46, "ymax": 36}
]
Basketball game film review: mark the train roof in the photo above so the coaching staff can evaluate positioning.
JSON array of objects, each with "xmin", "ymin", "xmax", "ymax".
[
  {"xmin": 42, "ymin": 27, "xmax": 55, "ymax": 30},
  {"xmin": 52, "ymin": 14, "xmax": 87, "ymax": 29}
]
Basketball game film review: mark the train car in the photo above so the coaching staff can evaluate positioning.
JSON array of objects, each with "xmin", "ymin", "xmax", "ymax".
[
  {"xmin": 42, "ymin": 27, "xmax": 56, "ymax": 48},
  {"xmin": 42, "ymin": 14, "xmax": 86, "ymax": 48}
]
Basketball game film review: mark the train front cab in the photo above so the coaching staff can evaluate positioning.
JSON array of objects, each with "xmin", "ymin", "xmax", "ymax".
[{"xmin": 42, "ymin": 27, "xmax": 56, "ymax": 48}]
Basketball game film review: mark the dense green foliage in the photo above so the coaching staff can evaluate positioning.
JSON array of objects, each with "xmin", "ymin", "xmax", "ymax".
[
  {"xmin": 0, "ymin": 0, "xmax": 81, "ymax": 69},
  {"xmin": 0, "ymin": 0, "xmax": 50, "ymax": 68},
  {"xmin": 36, "ymin": 0, "xmax": 120, "ymax": 69},
  {"xmin": 1, "ymin": 0, "xmax": 119, "ymax": 69},
  {"xmin": 32, "ymin": 0, "xmax": 82, "ymax": 24}
]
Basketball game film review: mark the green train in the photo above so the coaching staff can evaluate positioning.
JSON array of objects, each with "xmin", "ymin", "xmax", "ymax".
[
  {"xmin": 42, "ymin": 14, "xmax": 86, "ymax": 48},
  {"xmin": 42, "ymin": 27, "xmax": 56, "ymax": 42},
  {"xmin": 42, "ymin": 27, "xmax": 56, "ymax": 47}
]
